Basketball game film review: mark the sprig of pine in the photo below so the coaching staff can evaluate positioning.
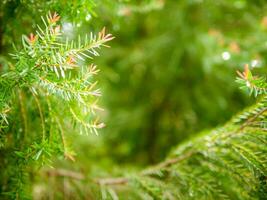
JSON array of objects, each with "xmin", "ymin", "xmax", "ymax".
[{"xmin": 0, "ymin": 12, "xmax": 113, "ymax": 198}]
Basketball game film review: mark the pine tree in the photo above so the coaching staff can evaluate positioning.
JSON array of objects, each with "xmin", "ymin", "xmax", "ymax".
[{"xmin": 0, "ymin": 0, "xmax": 266, "ymax": 199}]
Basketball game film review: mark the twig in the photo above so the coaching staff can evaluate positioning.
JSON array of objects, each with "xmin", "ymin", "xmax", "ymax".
[
  {"xmin": 44, "ymin": 168, "xmax": 85, "ymax": 180},
  {"xmin": 238, "ymin": 107, "xmax": 267, "ymax": 131},
  {"xmin": 31, "ymin": 88, "xmax": 46, "ymax": 141},
  {"xmin": 141, "ymin": 151, "xmax": 195, "ymax": 176},
  {"xmin": 95, "ymin": 177, "xmax": 128, "ymax": 185},
  {"xmin": 18, "ymin": 90, "xmax": 28, "ymax": 137},
  {"xmin": 44, "ymin": 152, "xmax": 195, "ymax": 186},
  {"xmin": 95, "ymin": 151, "xmax": 195, "ymax": 185}
]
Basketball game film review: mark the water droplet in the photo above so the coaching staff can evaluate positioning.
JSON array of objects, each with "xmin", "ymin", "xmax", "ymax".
[
  {"xmin": 85, "ymin": 14, "xmax": 91, "ymax": 21},
  {"xmin": 62, "ymin": 22, "xmax": 73, "ymax": 33},
  {"xmin": 251, "ymin": 59, "xmax": 259, "ymax": 68},
  {"xmin": 222, "ymin": 51, "xmax": 231, "ymax": 60}
]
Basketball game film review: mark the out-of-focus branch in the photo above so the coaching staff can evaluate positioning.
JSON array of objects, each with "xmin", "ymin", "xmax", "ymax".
[
  {"xmin": 44, "ymin": 168, "xmax": 85, "ymax": 180},
  {"xmin": 44, "ymin": 151, "xmax": 194, "ymax": 186}
]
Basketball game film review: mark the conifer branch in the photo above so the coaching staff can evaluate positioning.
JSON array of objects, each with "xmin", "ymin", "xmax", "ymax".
[
  {"xmin": 91, "ymin": 83, "xmax": 267, "ymax": 199},
  {"xmin": 0, "ymin": 12, "xmax": 114, "ymax": 197},
  {"xmin": 238, "ymin": 107, "xmax": 267, "ymax": 131}
]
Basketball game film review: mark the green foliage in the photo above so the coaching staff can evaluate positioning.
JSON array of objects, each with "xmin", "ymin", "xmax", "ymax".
[
  {"xmin": 95, "ymin": 0, "xmax": 267, "ymax": 164},
  {"xmin": 0, "ymin": 0, "xmax": 266, "ymax": 200},
  {"xmin": 0, "ymin": 11, "xmax": 113, "ymax": 198},
  {"xmin": 236, "ymin": 65, "xmax": 267, "ymax": 96},
  {"xmin": 127, "ymin": 95, "xmax": 267, "ymax": 199},
  {"xmin": 31, "ymin": 72, "xmax": 267, "ymax": 200}
]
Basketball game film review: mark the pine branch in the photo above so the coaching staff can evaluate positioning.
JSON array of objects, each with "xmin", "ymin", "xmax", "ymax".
[
  {"xmin": 0, "ymin": 12, "xmax": 113, "ymax": 198},
  {"xmin": 91, "ymin": 93, "xmax": 267, "ymax": 199},
  {"xmin": 236, "ymin": 64, "xmax": 267, "ymax": 97},
  {"xmin": 31, "ymin": 68, "xmax": 266, "ymax": 199},
  {"xmin": 238, "ymin": 107, "xmax": 267, "ymax": 131}
]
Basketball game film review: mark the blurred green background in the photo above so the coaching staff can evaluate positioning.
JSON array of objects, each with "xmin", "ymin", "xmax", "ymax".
[{"xmin": 93, "ymin": 0, "xmax": 266, "ymax": 165}]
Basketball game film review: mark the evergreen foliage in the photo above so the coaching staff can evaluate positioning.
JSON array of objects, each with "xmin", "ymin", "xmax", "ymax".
[
  {"xmin": 0, "ymin": 11, "xmax": 113, "ymax": 198},
  {"xmin": 0, "ymin": 0, "xmax": 266, "ymax": 200},
  {"xmin": 32, "ymin": 68, "xmax": 267, "ymax": 200},
  {"xmin": 27, "ymin": 68, "xmax": 267, "ymax": 200},
  {"xmin": 101, "ymin": 90, "xmax": 267, "ymax": 200},
  {"xmin": 95, "ymin": 0, "xmax": 267, "ymax": 164}
]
